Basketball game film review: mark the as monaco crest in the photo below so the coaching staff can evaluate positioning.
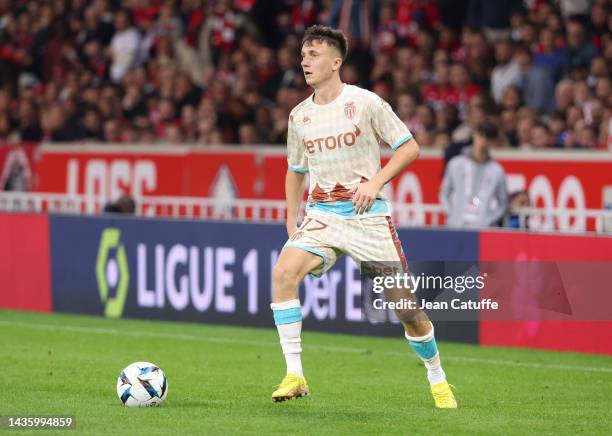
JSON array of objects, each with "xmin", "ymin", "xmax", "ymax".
[{"xmin": 344, "ymin": 101, "xmax": 356, "ymax": 119}]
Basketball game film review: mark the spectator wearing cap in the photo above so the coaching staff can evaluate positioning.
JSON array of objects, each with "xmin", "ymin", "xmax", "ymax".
[{"xmin": 440, "ymin": 122, "xmax": 508, "ymax": 228}]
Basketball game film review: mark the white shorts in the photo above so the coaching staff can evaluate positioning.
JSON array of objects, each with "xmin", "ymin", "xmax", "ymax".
[{"xmin": 284, "ymin": 209, "xmax": 408, "ymax": 277}]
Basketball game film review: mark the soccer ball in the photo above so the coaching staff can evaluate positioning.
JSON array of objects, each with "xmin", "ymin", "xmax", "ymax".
[{"xmin": 116, "ymin": 362, "xmax": 168, "ymax": 407}]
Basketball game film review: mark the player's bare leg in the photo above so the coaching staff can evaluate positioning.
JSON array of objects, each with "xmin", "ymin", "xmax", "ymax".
[
  {"xmin": 384, "ymin": 286, "xmax": 458, "ymax": 408},
  {"xmin": 270, "ymin": 247, "xmax": 322, "ymax": 402}
]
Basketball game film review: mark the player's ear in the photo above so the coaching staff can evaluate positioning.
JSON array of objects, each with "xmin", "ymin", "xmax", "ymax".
[{"xmin": 332, "ymin": 57, "xmax": 342, "ymax": 71}]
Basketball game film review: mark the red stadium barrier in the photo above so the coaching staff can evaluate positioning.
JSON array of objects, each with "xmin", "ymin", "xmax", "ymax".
[
  {"xmin": 0, "ymin": 213, "xmax": 52, "ymax": 312},
  {"xmin": 479, "ymin": 231, "xmax": 612, "ymax": 355}
]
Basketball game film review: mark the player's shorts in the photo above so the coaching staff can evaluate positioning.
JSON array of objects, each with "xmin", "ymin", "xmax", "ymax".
[{"xmin": 283, "ymin": 208, "xmax": 407, "ymax": 277}]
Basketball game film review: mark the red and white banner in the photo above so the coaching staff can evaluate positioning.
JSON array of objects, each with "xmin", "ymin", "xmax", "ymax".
[
  {"xmin": 498, "ymin": 152, "xmax": 612, "ymax": 231},
  {"xmin": 26, "ymin": 144, "xmax": 612, "ymax": 230}
]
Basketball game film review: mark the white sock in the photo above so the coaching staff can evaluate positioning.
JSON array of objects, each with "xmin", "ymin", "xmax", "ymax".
[
  {"xmin": 423, "ymin": 352, "xmax": 446, "ymax": 385},
  {"xmin": 406, "ymin": 323, "xmax": 447, "ymax": 386},
  {"xmin": 271, "ymin": 299, "xmax": 303, "ymax": 377}
]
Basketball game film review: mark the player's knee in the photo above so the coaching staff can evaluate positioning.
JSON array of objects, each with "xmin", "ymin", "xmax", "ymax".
[
  {"xmin": 272, "ymin": 263, "xmax": 300, "ymax": 290},
  {"xmin": 394, "ymin": 307, "xmax": 424, "ymax": 324}
]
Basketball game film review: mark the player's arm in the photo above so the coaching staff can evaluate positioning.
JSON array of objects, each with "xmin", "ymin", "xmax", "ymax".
[
  {"xmin": 371, "ymin": 138, "xmax": 420, "ymax": 187},
  {"xmin": 351, "ymin": 97, "xmax": 420, "ymax": 214},
  {"xmin": 285, "ymin": 112, "xmax": 308, "ymax": 236},
  {"xmin": 286, "ymin": 169, "xmax": 306, "ymax": 237},
  {"xmin": 352, "ymin": 139, "xmax": 420, "ymax": 214}
]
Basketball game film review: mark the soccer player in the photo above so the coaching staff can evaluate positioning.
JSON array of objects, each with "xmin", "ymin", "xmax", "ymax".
[{"xmin": 270, "ymin": 25, "xmax": 457, "ymax": 408}]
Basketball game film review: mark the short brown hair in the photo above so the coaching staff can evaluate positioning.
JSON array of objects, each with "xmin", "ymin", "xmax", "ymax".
[
  {"xmin": 475, "ymin": 121, "xmax": 499, "ymax": 140},
  {"xmin": 302, "ymin": 25, "xmax": 348, "ymax": 60}
]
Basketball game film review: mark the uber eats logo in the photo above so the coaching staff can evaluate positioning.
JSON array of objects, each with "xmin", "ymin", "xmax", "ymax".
[{"xmin": 96, "ymin": 228, "xmax": 130, "ymax": 318}]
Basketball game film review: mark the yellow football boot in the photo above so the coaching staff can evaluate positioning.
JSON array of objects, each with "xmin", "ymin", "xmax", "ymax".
[
  {"xmin": 271, "ymin": 374, "xmax": 309, "ymax": 402},
  {"xmin": 431, "ymin": 381, "xmax": 457, "ymax": 408}
]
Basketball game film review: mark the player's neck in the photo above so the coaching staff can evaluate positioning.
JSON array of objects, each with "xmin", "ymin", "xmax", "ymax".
[{"xmin": 312, "ymin": 78, "xmax": 344, "ymax": 105}]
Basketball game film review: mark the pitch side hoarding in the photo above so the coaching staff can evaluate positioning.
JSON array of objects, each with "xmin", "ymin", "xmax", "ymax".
[{"xmin": 49, "ymin": 215, "xmax": 479, "ymax": 343}]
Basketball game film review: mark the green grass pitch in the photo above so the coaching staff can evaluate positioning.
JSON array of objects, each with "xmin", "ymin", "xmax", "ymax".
[{"xmin": 1, "ymin": 310, "xmax": 611, "ymax": 435}]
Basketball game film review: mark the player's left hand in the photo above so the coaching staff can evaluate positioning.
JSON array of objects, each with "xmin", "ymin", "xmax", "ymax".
[{"xmin": 350, "ymin": 180, "xmax": 382, "ymax": 214}]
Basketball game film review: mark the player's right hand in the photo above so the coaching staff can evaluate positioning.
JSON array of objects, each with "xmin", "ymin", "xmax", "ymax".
[{"xmin": 349, "ymin": 181, "xmax": 380, "ymax": 214}]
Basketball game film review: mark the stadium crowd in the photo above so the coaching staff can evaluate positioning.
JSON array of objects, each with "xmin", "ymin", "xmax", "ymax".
[{"xmin": 0, "ymin": 0, "xmax": 610, "ymax": 150}]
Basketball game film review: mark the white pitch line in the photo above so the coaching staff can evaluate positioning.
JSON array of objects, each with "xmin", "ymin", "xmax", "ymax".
[{"xmin": 1, "ymin": 320, "xmax": 612, "ymax": 373}]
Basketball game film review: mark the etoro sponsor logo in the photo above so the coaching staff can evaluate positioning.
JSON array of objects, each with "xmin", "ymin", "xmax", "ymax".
[
  {"xmin": 96, "ymin": 228, "xmax": 130, "ymax": 318},
  {"xmin": 303, "ymin": 125, "xmax": 361, "ymax": 154}
]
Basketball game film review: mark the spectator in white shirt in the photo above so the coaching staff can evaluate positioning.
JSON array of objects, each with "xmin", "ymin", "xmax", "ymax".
[
  {"xmin": 490, "ymin": 39, "xmax": 521, "ymax": 104},
  {"xmin": 109, "ymin": 9, "xmax": 141, "ymax": 83}
]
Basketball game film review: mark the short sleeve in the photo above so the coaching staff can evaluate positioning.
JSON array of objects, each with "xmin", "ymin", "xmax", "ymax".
[
  {"xmin": 287, "ymin": 114, "xmax": 308, "ymax": 173},
  {"xmin": 370, "ymin": 97, "xmax": 413, "ymax": 151}
]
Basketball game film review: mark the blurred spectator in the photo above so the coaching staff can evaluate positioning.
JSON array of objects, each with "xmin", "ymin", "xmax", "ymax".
[
  {"xmin": 534, "ymin": 28, "xmax": 563, "ymax": 81},
  {"xmin": 103, "ymin": 119, "xmax": 122, "ymax": 142},
  {"xmin": 561, "ymin": 18, "xmax": 598, "ymax": 78},
  {"xmin": 448, "ymin": 63, "xmax": 480, "ymax": 117},
  {"xmin": 548, "ymin": 111, "xmax": 567, "ymax": 147},
  {"xmin": 82, "ymin": 108, "xmax": 103, "ymax": 140},
  {"xmin": 103, "ymin": 194, "xmax": 136, "ymax": 214},
  {"xmin": 110, "ymin": 9, "xmax": 141, "ymax": 83},
  {"xmin": 329, "ymin": 0, "xmax": 380, "ymax": 46},
  {"xmin": 238, "ymin": 122, "xmax": 260, "ymax": 145},
  {"xmin": 554, "ymin": 78, "xmax": 574, "ymax": 111},
  {"xmin": 501, "ymin": 85, "xmax": 522, "ymax": 112},
  {"xmin": 0, "ymin": 0, "xmax": 608, "ymax": 152},
  {"xmin": 504, "ymin": 189, "xmax": 530, "ymax": 229},
  {"xmin": 589, "ymin": 2, "xmax": 608, "ymax": 49},
  {"xmin": 491, "ymin": 39, "xmax": 521, "ymax": 103},
  {"xmin": 500, "ymin": 109, "xmax": 519, "ymax": 147},
  {"xmin": 515, "ymin": 46, "xmax": 555, "ymax": 113},
  {"xmin": 530, "ymin": 123, "xmax": 553, "ymax": 149},
  {"xmin": 451, "ymin": 100, "xmax": 486, "ymax": 143},
  {"xmin": 516, "ymin": 109, "xmax": 537, "ymax": 148},
  {"xmin": 467, "ymin": 0, "xmax": 519, "ymax": 42},
  {"xmin": 440, "ymin": 122, "xmax": 508, "ymax": 228},
  {"xmin": 17, "ymin": 100, "xmax": 42, "ymax": 141},
  {"xmin": 422, "ymin": 63, "xmax": 454, "ymax": 112},
  {"xmin": 559, "ymin": 0, "xmax": 590, "ymax": 19}
]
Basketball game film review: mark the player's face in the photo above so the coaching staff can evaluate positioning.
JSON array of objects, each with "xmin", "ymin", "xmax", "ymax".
[{"xmin": 301, "ymin": 41, "xmax": 341, "ymax": 88}]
